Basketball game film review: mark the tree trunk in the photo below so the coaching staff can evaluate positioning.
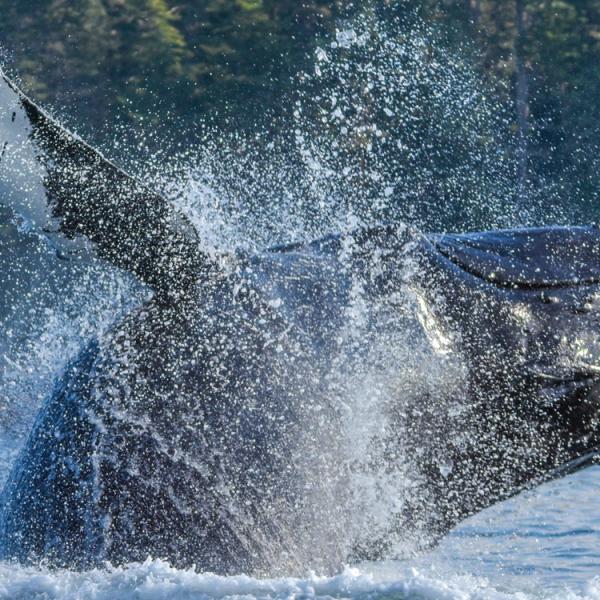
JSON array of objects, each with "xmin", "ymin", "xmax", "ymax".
[
  {"xmin": 464, "ymin": 0, "xmax": 481, "ymax": 28},
  {"xmin": 514, "ymin": 0, "xmax": 529, "ymax": 205},
  {"xmin": 473, "ymin": 0, "xmax": 482, "ymax": 25}
]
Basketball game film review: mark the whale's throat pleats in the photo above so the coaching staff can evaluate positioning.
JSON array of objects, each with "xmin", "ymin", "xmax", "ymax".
[{"xmin": 0, "ymin": 72, "xmax": 209, "ymax": 299}]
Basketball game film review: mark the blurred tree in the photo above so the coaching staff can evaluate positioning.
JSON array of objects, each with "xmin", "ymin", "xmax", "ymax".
[
  {"xmin": 418, "ymin": 0, "xmax": 600, "ymax": 219},
  {"xmin": 1, "ymin": 0, "xmax": 600, "ymax": 221}
]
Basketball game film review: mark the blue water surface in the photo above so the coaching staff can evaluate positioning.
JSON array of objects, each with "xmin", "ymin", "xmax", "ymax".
[{"xmin": 427, "ymin": 463, "xmax": 600, "ymax": 596}]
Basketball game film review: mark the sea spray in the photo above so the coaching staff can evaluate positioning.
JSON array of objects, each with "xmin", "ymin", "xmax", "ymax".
[
  {"xmin": 0, "ymin": 3, "xmax": 586, "ymax": 589},
  {"xmin": 0, "ymin": 6, "xmax": 521, "ymax": 563}
]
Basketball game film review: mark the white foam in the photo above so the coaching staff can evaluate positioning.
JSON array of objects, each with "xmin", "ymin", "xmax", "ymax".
[{"xmin": 0, "ymin": 559, "xmax": 596, "ymax": 600}]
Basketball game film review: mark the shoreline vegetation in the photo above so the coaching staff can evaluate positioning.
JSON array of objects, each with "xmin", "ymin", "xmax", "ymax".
[{"xmin": 1, "ymin": 1, "xmax": 600, "ymax": 223}]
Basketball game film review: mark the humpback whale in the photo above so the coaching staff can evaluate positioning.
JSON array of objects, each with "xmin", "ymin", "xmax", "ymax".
[{"xmin": 1, "ymin": 70, "xmax": 600, "ymax": 574}]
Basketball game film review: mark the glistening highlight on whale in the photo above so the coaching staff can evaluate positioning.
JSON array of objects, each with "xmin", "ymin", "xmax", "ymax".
[{"xmin": 1, "ymin": 70, "xmax": 600, "ymax": 575}]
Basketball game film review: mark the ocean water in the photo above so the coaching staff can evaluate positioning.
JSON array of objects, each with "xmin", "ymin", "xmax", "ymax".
[{"xmin": 0, "ymin": 466, "xmax": 598, "ymax": 599}]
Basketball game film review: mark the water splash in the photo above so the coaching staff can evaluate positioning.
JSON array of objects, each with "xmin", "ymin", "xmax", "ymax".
[
  {"xmin": 150, "ymin": 9, "xmax": 522, "ymax": 248},
  {"xmin": 0, "ymin": 207, "xmax": 146, "ymax": 483},
  {"xmin": 0, "ymin": 2, "xmax": 589, "ymax": 590},
  {"xmin": 0, "ymin": 6, "xmax": 521, "ymax": 561}
]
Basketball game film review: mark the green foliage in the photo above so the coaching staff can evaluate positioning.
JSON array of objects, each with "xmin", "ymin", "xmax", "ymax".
[
  {"xmin": 1, "ymin": 0, "xmax": 600, "ymax": 222},
  {"xmin": 0, "ymin": 0, "xmax": 336, "ymax": 132},
  {"xmin": 414, "ymin": 0, "xmax": 600, "ymax": 220}
]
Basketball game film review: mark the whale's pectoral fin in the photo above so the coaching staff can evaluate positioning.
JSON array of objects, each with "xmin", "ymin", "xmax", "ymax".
[
  {"xmin": 0, "ymin": 71, "xmax": 208, "ymax": 300},
  {"xmin": 431, "ymin": 225, "xmax": 600, "ymax": 288}
]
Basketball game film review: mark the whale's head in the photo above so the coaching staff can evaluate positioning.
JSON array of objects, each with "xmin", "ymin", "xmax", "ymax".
[{"xmin": 404, "ymin": 228, "xmax": 600, "ymax": 538}]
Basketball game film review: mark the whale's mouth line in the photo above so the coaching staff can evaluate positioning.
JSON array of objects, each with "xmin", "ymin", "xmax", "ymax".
[
  {"xmin": 533, "ymin": 367, "xmax": 600, "ymax": 383},
  {"xmin": 530, "ymin": 368, "xmax": 600, "ymax": 482},
  {"xmin": 547, "ymin": 446, "xmax": 600, "ymax": 481}
]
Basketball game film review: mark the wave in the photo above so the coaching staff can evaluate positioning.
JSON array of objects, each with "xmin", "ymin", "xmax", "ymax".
[{"xmin": 1, "ymin": 558, "xmax": 598, "ymax": 600}]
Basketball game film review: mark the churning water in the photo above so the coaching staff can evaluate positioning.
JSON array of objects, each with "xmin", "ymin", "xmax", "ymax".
[
  {"xmin": 1, "ymin": 7, "xmax": 599, "ymax": 599},
  {"xmin": 0, "ymin": 469, "xmax": 600, "ymax": 599}
]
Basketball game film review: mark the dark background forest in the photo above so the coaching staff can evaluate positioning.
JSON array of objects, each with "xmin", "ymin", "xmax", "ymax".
[{"xmin": 1, "ymin": 0, "xmax": 600, "ymax": 228}]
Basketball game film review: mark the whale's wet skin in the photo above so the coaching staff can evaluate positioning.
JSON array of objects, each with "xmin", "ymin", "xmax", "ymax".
[{"xmin": 2, "ymin": 67, "xmax": 600, "ymax": 595}]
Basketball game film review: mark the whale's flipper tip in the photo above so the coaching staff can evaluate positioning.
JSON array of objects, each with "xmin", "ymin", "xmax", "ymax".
[{"xmin": 0, "ymin": 70, "xmax": 208, "ymax": 300}]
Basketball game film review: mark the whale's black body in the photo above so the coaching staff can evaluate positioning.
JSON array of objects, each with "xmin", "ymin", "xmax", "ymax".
[{"xmin": 2, "ymin": 71, "xmax": 600, "ymax": 574}]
